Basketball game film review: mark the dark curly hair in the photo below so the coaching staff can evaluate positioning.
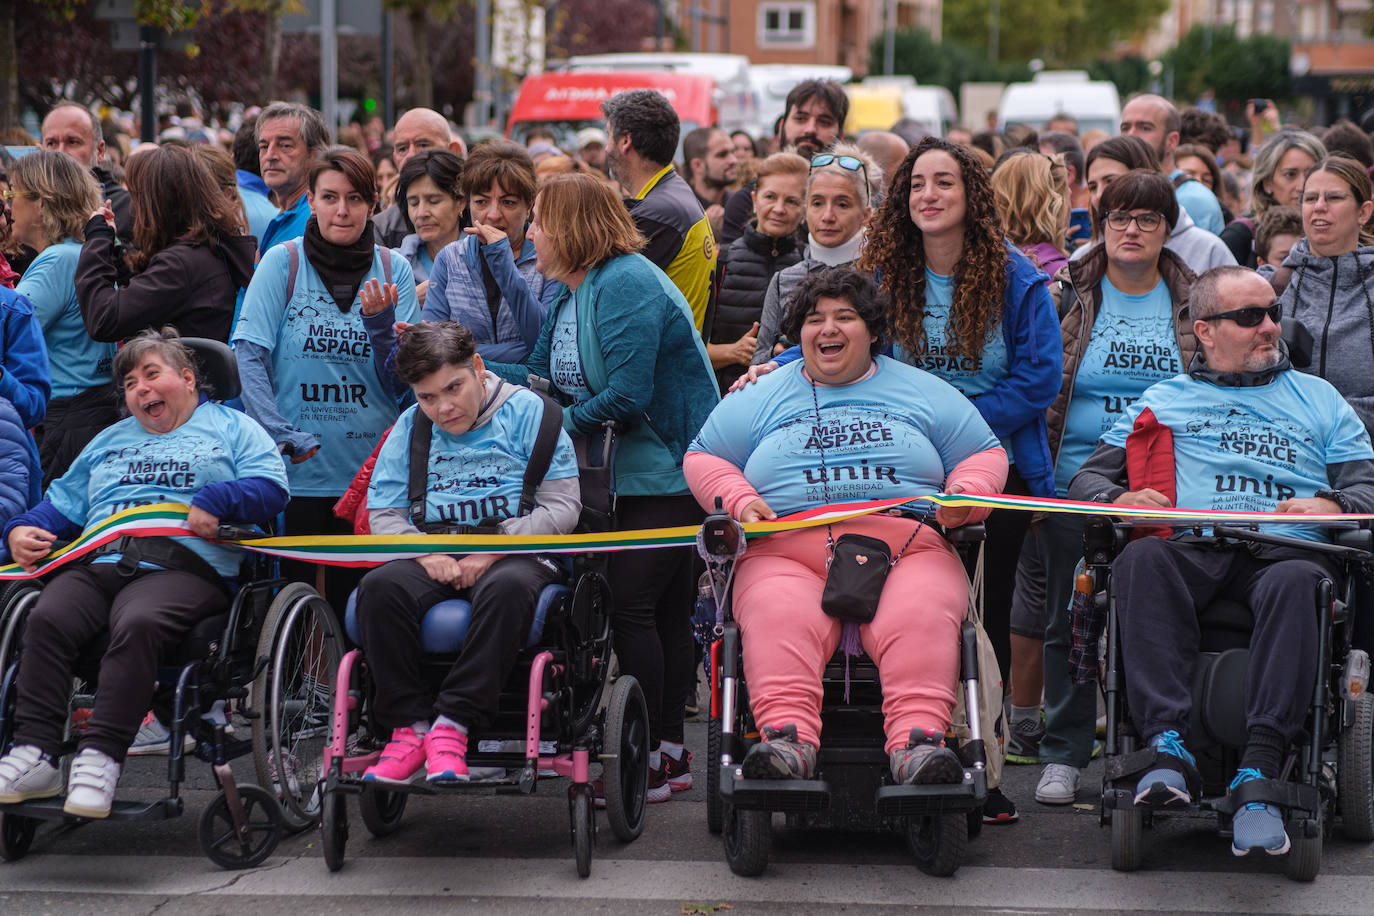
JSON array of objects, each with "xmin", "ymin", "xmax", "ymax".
[
  {"xmin": 780, "ymin": 266, "xmax": 889, "ymax": 357},
  {"xmin": 859, "ymin": 136, "xmax": 1007, "ymax": 363}
]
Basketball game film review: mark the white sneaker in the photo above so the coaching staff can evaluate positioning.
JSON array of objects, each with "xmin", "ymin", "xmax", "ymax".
[
  {"xmin": 0, "ymin": 744, "xmax": 62, "ymax": 803},
  {"xmin": 1035, "ymin": 763, "xmax": 1081, "ymax": 805},
  {"xmin": 63, "ymin": 747, "xmax": 121, "ymax": 818},
  {"xmin": 127, "ymin": 711, "xmax": 195, "ymax": 757}
]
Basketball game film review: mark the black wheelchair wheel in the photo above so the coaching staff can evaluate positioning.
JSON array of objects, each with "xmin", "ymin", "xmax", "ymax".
[
  {"xmin": 1286, "ymin": 814, "xmax": 1323, "ymax": 882},
  {"xmin": 251, "ymin": 583, "xmax": 343, "ymax": 832},
  {"xmin": 908, "ymin": 811, "xmax": 968, "ymax": 877},
  {"xmin": 602, "ymin": 674, "xmax": 649, "ymax": 843},
  {"xmin": 570, "ymin": 784, "xmax": 594, "ymax": 878},
  {"xmin": 1110, "ymin": 807, "xmax": 1144, "ymax": 871},
  {"xmin": 1339, "ymin": 692, "xmax": 1374, "ymax": 840},
  {"xmin": 723, "ymin": 805, "xmax": 771, "ymax": 877},
  {"xmin": 358, "ymin": 782, "xmax": 407, "ymax": 838},
  {"xmin": 0, "ymin": 811, "xmax": 38, "ymax": 861},
  {"xmin": 321, "ymin": 787, "xmax": 348, "ymax": 872},
  {"xmin": 197, "ymin": 785, "xmax": 284, "ymax": 870},
  {"xmin": 0, "ymin": 584, "xmax": 40, "ymax": 685},
  {"xmin": 705, "ymin": 716, "xmax": 723, "ymax": 835},
  {"xmin": 967, "ymin": 806, "xmax": 984, "ymax": 839}
]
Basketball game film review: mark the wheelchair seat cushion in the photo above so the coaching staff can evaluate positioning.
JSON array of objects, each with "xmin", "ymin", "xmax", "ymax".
[
  {"xmin": 1198, "ymin": 597, "xmax": 1254, "ymax": 653},
  {"xmin": 343, "ymin": 583, "xmax": 570, "ymax": 653}
]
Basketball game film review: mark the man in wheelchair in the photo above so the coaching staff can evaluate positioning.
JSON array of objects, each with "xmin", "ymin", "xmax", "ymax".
[
  {"xmin": 1068, "ymin": 266, "xmax": 1374, "ymax": 856},
  {"xmin": 354, "ymin": 321, "xmax": 580, "ymax": 786}
]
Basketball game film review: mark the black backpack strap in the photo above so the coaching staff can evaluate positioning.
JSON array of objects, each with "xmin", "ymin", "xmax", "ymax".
[
  {"xmin": 407, "ymin": 388, "xmax": 562, "ymax": 529},
  {"xmin": 407, "ymin": 409, "xmax": 433, "ymax": 529},
  {"xmin": 93, "ymin": 535, "xmax": 233, "ymax": 596},
  {"xmin": 519, "ymin": 391, "xmax": 564, "ymax": 517}
]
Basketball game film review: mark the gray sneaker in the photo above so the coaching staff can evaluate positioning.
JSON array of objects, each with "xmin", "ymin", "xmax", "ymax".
[
  {"xmin": 741, "ymin": 724, "xmax": 817, "ymax": 780},
  {"xmin": 1035, "ymin": 763, "xmax": 1081, "ymax": 804},
  {"xmin": 890, "ymin": 729, "xmax": 965, "ymax": 785}
]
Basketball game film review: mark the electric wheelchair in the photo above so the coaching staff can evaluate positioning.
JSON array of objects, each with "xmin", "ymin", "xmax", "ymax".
[
  {"xmin": 700, "ymin": 502, "xmax": 996, "ymax": 878},
  {"xmin": 315, "ymin": 421, "xmax": 648, "ymax": 878},
  {"xmin": 0, "ymin": 339, "xmax": 340, "ymax": 869},
  {"xmin": 1086, "ymin": 517, "xmax": 1374, "ymax": 881}
]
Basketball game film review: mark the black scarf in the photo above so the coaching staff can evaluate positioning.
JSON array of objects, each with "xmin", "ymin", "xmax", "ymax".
[{"xmin": 303, "ymin": 215, "xmax": 375, "ymax": 312}]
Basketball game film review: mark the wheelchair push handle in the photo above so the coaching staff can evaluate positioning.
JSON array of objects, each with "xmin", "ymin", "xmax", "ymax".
[{"xmin": 215, "ymin": 524, "xmax": 264, "ymax": 542}]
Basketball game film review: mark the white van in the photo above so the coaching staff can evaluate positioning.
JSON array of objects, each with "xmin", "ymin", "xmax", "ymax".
[
  {"xmin": 563, "ymin": 52, "xmax": 759, "ymax": 135},
  {"xmin": 998, "ymin": 71, "xmax": 1121, "ymax": 136}
]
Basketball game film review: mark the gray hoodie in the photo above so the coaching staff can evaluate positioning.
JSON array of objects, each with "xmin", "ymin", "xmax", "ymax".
[
  {"xmin": 1279, "ymin": 237, "xmax": 1374, "ymax": 435},
  {"xmin": 369, "ymin": 370, "xmax": 582, "ymax": 536}
]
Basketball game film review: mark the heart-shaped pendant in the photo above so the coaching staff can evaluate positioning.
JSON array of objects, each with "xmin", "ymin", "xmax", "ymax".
[{"xmin": 855, "ymin": 555, "xmax": 868, "ymax": 565}]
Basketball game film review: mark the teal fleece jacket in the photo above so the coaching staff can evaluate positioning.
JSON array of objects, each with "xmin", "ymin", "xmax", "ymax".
[{"xmin": 489, "ymin": 253, "xmax": 720, "ymax": 496}]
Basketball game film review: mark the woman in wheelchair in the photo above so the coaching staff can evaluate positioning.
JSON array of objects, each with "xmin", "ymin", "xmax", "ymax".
[
  {"xmin": 0, "ymin": 328, "xmax": 289, "ymax": 818},
  {"xmin": 684, "ymin": 266, "xmax": 1008, "ymax": 786},
  {"xmin": 355, "ymin": 321, "xmax": 580, "ymax": 786}
]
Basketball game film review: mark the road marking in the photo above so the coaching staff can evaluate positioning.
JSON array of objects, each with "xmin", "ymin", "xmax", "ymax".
[{"xmin": 1, "ymin": 855, "xmax": 1370, "ymax": 912}]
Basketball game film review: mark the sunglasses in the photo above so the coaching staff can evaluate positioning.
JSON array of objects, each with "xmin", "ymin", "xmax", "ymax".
[
  {"xmin": 810, "ymin": 153, "xmax": 869, "ymax": 193},
  {"xmin": 1200, "ymin": 303, "xmax": 1281, "ymax": 327}
]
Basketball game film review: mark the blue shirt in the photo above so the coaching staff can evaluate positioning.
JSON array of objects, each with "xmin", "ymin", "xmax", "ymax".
[
  {"xmin": 1056, "ymin": 278, "xmax": 1181, "ymax": 496},
  {"xmin": 690, "ymin": 356, "xmax": 998, "ymax": 517},
  {"xmin": 18, "ymin": 240, "xmax": 114, "ymax": 398},
  {"xmin": 549, "ymin": 293, "xmax": 592, "ymax": 403},
  {"xmin": 369, "ymin": 389, "xmax": 578, "ymax": 524},
  {"xmin": 1174, "ymin": 175, "xmax": 1225, "ymax": 235},
  {"xmin": 897, "ymin": 267, "xmax": 1011, "ymax": 456},
  {"xmin": 232, "ymin": 244, "xmax": 419, "ymax": 497},
  {"xmin": 47, "ymin": 402, "xmax": 289, "ymax": 576},
  {"xmin": 240, "ymin": 186, "xmax": 279, "ymax": 250},
  {"xmin": 1103, "ymin": 370, "xmax": 1374, "ymax": 542},
  {"xmin": 257, "ymin": 193, "xmax": 311, "ymax": 255}
]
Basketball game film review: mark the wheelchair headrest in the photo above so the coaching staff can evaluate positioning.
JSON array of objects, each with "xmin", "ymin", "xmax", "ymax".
[{"xmin": 181, "ymin": 338, "xmax": 240, "ymax": 401}]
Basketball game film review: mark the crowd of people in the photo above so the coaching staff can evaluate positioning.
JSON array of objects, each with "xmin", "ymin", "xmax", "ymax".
[{"xmin": 0, "ymin": 80, "xmax": 1369, "ymax": 859}]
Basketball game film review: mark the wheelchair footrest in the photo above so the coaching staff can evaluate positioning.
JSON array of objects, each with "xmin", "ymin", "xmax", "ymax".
[
  {"xmin": 0, "ymin": 796, "xmax": 182, "ymax": 822},
  {"xmin": 874, "ymin": 774, "xmax": 983, "ymax": 816},
  {"xmin": 720, "ymin": 771, "xmax": 831, "ymax": 812},
  {"xmin": 1211, "ymin": 778, "xmax": 1321, "ymax": 818}
]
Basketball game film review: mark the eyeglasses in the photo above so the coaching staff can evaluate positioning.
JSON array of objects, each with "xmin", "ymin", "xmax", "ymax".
[
  {"xmin": 810, "ymin": 153, "xmax": 869, "ymax": 195},
  {"xmin": 1200, "ymin": 303, "xmax": 1281, "ymax": 327},
  {"xmin": 0, "ymin": 190, "xmax": 14, "ymax": 203},
  {"xmin": 1104, "ymin": 210, "xmax": 1164, "ymax": 232}
]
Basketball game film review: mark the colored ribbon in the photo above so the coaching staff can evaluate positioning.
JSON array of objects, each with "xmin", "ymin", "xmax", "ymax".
[{"xmin": 0, "ymin": 493, "xmax": 1367, "ymax": 580}]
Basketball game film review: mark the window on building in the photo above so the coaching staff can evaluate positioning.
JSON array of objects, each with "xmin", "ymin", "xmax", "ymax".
[{"xmin": 759, "ymin": 2, "xmax": 815, "ymax": 48}]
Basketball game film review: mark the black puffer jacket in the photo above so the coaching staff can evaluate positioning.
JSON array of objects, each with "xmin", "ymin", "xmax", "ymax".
[
  {"xmin": 75, "ymin": 216, "xmax": 257, "ymax": 343},
  {"xmin": 711, "ymin": 224, "xmax": 802, "ymax": 387}
]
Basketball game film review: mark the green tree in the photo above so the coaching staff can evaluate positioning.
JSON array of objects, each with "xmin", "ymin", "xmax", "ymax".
[
  {"xmin": 1162, "ymin": 25, "xmax": 1290, "ymax": 106},
  {"xmin": 1087, "ymin": 55, "xmax": 1152, "ymax": 101},
  {"xmin": 868, "ymin": 28, "xmax": 1027, "ymax": 96},
  {"xmin": 943, "ymin": 0, "xmax": 1168, "ymax": 69}
]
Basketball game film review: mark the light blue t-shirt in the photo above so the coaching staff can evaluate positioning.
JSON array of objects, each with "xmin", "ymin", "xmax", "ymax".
[
  {"xmin": 1056, "ymin": 278, "xmax": 1181, "ymax": 497},
  {"xmin": 549, "ymin": 293, "xmax": 592, "ymax": 403},
  {"xmin": 690, "ymin": 356, "xmax": 999, "ymax": 517},
  {"xmin": 369, "ymin": 387, "xmax": 578, "ymax": 525},
  {"xmin": 896, "ymin": 268, "xmax": 1011, "ymax": 457},
  {"xmin": 257, "ymin": 193, "xmax": 311, "ymax": 255},
  {"xmin": 18, "ymin": 240, "xmax": 115, "ymax": 398},
  {"xmin": 240, "ymin": 188, "xmax": 279, "ymax": 250},
  {"xmin": 232, "ymin": 244, "xmax": 419, "ymax": 497},
  {"xmin": 47, "ymin": 402, "xmax": 289, "ymax": 576},
  {"xmin": 1102, "ymin": 370, "xmax": 1374, "ymax": 542}
]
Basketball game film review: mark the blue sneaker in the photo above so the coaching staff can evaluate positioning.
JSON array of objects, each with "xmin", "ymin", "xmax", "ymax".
[
  {"xmin": 1229, "ymin": 768, "xmax": 1291, "ymax": 856},
  {"xmin": 1134, "ymin": 730, "xmax": 1196, "ymax": 807}
]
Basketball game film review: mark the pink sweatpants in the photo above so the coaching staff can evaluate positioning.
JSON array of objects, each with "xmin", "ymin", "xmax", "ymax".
[{"xmin": 733, "ymin": 514, "xmax": 968, "ymax": 753}]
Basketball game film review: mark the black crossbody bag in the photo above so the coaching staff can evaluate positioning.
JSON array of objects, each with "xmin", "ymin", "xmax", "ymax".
[{"xmin": 810, "ymin": 376, "xmax": 922, "ymax": 624}]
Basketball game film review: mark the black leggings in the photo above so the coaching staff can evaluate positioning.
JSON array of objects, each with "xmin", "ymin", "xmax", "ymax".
[
  {"xmin": 283, "ymin": 496, "xmax": 366, "ymax": 621},
  {"xmin": 14, "ymin": 563, "xmax": 227, "ymax": 763},
  {"xmin": 607, "ymin": 494, "xmax": 703, "ymax": 747}
]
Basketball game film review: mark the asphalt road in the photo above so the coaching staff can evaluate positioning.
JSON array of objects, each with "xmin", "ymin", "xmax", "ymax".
[{"xmin": 4, "ymin": 712, "xmax": 1374, "ymax": 915}]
